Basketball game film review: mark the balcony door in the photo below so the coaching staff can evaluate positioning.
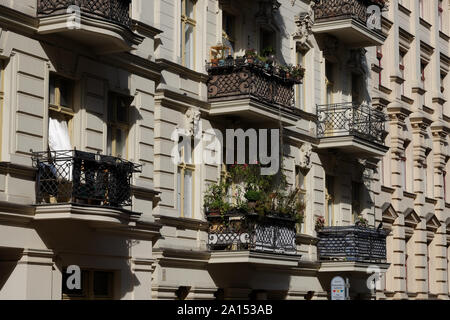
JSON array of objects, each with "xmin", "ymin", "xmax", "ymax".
[{"xmin": 325, "ymin": 175, "xmax": 334, "ymax": 226}]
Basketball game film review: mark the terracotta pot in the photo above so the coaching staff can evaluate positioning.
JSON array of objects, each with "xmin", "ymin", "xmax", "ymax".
[
  {"xmin": 248, "ymin": 201, "xmax": 257, "ymax": 209},
  {"xmin": 211, "ymin": 59, "xmax": 219, "ymax": 67},
  {"xmin": 207, "ymin": 209, "xmax": 220, "ymax": 216}
]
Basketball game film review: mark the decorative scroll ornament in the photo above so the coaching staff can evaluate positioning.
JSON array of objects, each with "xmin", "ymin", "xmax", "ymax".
[
  {"xmin": 347, "ymin": 48, "xmax": 368, "ymax": 75},
  {"xmin": 297, "ymin": 143, "xmax": 313, "ymax": 169},
  {"xmin": 293, "ymin": 10, "xmax": 314, "ymax": 50},
  {"xmin": 185, "ymin": 109, "xmax": 201, "ymax": 136}
]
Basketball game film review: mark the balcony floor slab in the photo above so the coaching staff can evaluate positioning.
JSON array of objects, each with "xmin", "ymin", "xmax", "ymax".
[
  {"xmin": 34, "ymin": 203, "xmax": 141, "ymax": 227},
  {"xmin": 208, "ymin": 98, "xmax": 300, "ymax": 126},
  {"xmin": 319, "ymin": 261, "xmax": 390, "ymax": 273},
  {"xmin": 209, "ymin": 250, "xmax": 302, "ymax": 268},
  {"xmin": 317, "ymin": 135, "xmax": 388, "ymax": 158},
  {"xmin": 312, "ymin": 18, "xmax": 386, "ymax": 48}
]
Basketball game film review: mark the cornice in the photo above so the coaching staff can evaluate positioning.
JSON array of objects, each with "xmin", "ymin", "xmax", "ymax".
[
  {"xmin": 156, "ymin": 58, "xmax": 209, "ymax": 83},
  {"xmin": 154, "ymin": 214, "xmax": 209, "ymax": 231},
  {"xmin": 131, "ymin": 185, "xmax": 160, "ymax": 200},
  {"xmin": 155, "ymin": 88, "xmax": 210, "ymax": 112},
  {"xmin": 0, "ymin": 162, "xmax": 35, "ymax": 178},
  {"xmin": 103, "ymin": 52, "xmax": 162, "ymax": 83},
  {"xmin": 0, "ymin": 200, "xmax": 35, "ymax": 225},
  {"xmin": 153, "ymin": 247, "xmax": 211, "ymax": 268},
  {"xmin": 0, "ymin": 4, "xmax": 38, "ymax": 35},
  {"xmin": 131, "ymin": 20, "xmax": 163, "ymax": 38}
]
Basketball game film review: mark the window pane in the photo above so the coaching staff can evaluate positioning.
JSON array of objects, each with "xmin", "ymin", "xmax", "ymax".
[
  {"xmin": 184, "ymin": 169, "xmax": 193, "ymax": 218},
  {"xmin": 93, "ymin": 271, "xmax": 111, "ymax": 297},
  {"xmin": 107, "ymin": 126, "xmax": 113, "ymax": 156},
  {"xmin": 59, "ymin": 79, "xmax": 71, "ymax": 107},
  {"xmin": 116, "ymin": 102, "xmax": 128, "ymax": 123},
  {"xmin": 184, "ymin": 24, "xmax": 194, "ymax": 69},
  {"xmin": 186, "ymin": 0, "xmax": 194, "ymax": 19},
  {"xmin": 49, "ymin": 77, "xmax": 56, "ymax": 105},
  {"xmin": 177, "ymin": 167, "xmax": 182, "ymax": 215},
  {"xmin": 116, "ymin": 128, "xmax": 126, "ymax": 158}
]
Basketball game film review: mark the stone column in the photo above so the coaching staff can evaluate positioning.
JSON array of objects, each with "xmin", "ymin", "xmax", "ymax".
[
  {"xmin": 430, "ymin": 125, "xmax": 449, "ymax": 298},
  {"xmin": 1, "ymin": 249, "xmax": 54, "ymax": 299},
  {"xmin": 386, "ymin": 102, "xmax": 410, "ymax": 298},
  {"xmin": 410, "ymin": 115, "xmax": 432, "ymax": 299}
]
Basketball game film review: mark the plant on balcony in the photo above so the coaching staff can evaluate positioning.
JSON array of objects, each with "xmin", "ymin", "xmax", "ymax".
[
  {"xmin": 244, "ymin": 188, "xmax": 263, "ymax": 208},
  {"xmin": 355, "ymin": 215, "xmax": 369, "ymax": 227},
  {"xmin": 204, "ymin": 163, "xmax": 305, "ymax": 224},
  {"xmin": 291, "ymin": 65, "xmax": 305, "ymax": 83},
  {"xmin": 203, "ymin": 181, "xmax": 231, "ymax": 216},
  {"xmin": 245, "ymin": 49, "xmax": 257, "ymax": 63},
  {"xmin": 315, "ymin": 216, "xmax": 325, "ymax": 231}
]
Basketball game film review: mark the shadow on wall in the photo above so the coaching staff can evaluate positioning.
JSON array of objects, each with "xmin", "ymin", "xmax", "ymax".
[
  {"xmin": 207, "ymin": 262, "xmax": 291, "ymax": 299},
  {"xmin": 41, "ymin": 43, "xmax": 143, "ymax": 158},
  {"xmin": 0, "ymin": 248, "xmax": 23, "ymax": 296},
  {"xmin": 34, "ymin": 220, "xmax": 141, "ymax": 299}
]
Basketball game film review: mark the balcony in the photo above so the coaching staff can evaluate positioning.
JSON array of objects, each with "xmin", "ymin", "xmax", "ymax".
[
  {"xmin": 207, "ymin": 213, "xmax": 297, "ymax": 255},
  {"xmin": 36, "ymin": 0, "xmax": 143, "ymax": 54},
  {"xmin": 317, "ymin": 226, "xmax": 389, "ymax": 273},
  {"xmin": 316, "ymin": 102, "xmax": 388, "ymax": 157},
  {"xmin": 311, "ymin": 0, "xmax": 387, "ymax": 47},
  {"xmin": 206, "ymin": 56, "xmax": 303, "ymax": 125},
  {"xmin": 32, "ymin": 150, "xmax": 141, "ymax": 208}
]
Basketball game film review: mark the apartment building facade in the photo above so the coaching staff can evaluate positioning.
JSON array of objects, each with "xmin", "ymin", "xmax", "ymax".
[
  {"xmin": 0, "ymin": 0, "xmax": 439, "ymax": 300},
  {"xmin": 368, "ymin": 0, "xmax": 450, "ymax": 299}
]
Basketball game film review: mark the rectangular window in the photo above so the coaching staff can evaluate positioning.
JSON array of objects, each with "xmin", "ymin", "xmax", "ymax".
[
  {"xmin": 222, "ymin": 12, "xmax": 235, "ymax": 53},
  {"xmin": 399, "ymin": 51, "xmax": 406, "ymax": 95},
  {"xmin": 107, "ymin": 93, "xmax": 130, "ymax": 158},
  {"xmin": 181, "ymin": 0, "xmax": 196, "ymax": 69},
  {"xmin": 177, "ymin": 136, "xmax": 195, "ymax": 218},
  {"xmin": 48, "ymin": 74, "xmax": 74, "ymax": 151},
  {"xmin": 420, "ymin": 61, "xmax": 427, "ymax": 88},
  {"xmin": 352, "ymin": 181, "xmax": 362, "ymax": 223},
  {"xmin": 260, "ymin": 28, "xmax": 276, "ymax": 55},
  {"xmin": 296, "ymin": 51, "xmax": 306, "ymax": 110},
  {"xmin": 296, "ymin": 166, "xmax": 307, "ymax": 233},
  {"xmin": 441, "ymin": 72, "xmax": 447, "ymax": 94},
  {"xmin": 376, "ymin": 46, "xmax": 383, "ymax": 87},
  {"xmin": 325, "ymin": 61, "xmax": 334, "ymax": 104},
  {"xmin": 351, "ymin": 73, "xmax": 362, "ymax": 104},
  {"xmin": 62, "ymin": 269, "xmax": 114, "ymax": 300},
  {"xmin": 325, "ymin": 175, "xmax": 334, "ymax": 226}
]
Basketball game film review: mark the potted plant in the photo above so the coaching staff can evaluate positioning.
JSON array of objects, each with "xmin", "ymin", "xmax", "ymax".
[
  {"xmin": 245, "ymin": 49, "xmax": 257, "ymax": 64},
  {"xmin": 211, "ymin": 57, "xmax": 219, "ymax": 67},
  {"xmin": 291, "ymin": 65, "xmax": 305, "ymax": 83},
  {"xmin": 204, "ymin": 182, "xmax": 229, "ymax": 216},
  {"xmin": 315, "ymin": 216, "xmax": 325, "ymax": 231},
  {"xmin": 244, "ymin": 189, "xmax": 262, "ymax": 209},
  {"xmin": 355, "ymin": 215, "xmax": 369, "ymax": 227}
]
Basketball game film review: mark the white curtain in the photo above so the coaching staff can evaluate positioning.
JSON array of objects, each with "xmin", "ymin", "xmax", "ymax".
[{"xmin": 48, "ymin": 117, "xmax": 72, "ymax": 180}]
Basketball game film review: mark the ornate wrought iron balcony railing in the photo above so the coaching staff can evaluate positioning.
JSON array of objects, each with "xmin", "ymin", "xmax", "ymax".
[
  {"xmin": 37, "ymin": 0, "xmax": 132, "ymax": 28},
  {"xmin": 316, "ymin": 102, "xmax": 386, "ymax": 144},
  {"xmin": 206, "ymin": 57, "xmax": 300, "ymax": 110},
  {"xmin": 207, "ymin": 213, "xmax": 297, "ymax": 255},
  {"xmin": 32, "ymin": 150, "xmax": 141, "ymax": 208},
  {"xmin": 312, "ymin": 0, "xmax": 386, "ymax": 25},
  {"xmin": 317, "ymin": 226, "xmax": 387, "ymax": 262}
]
